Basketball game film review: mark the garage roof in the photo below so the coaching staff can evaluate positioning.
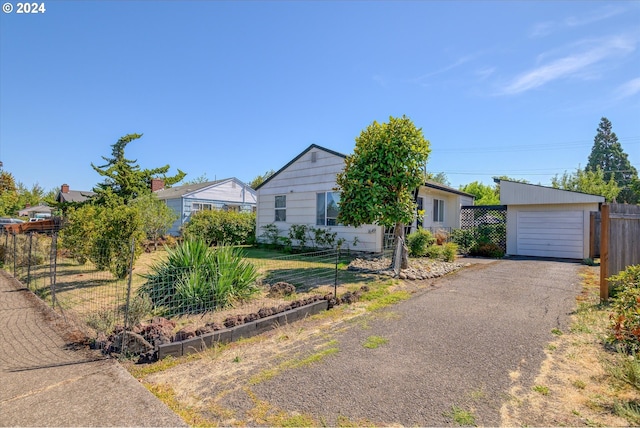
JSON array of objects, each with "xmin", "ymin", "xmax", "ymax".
[{"xmin": 496, "ymin": 179, "xmax": 605, "ymax": 205}]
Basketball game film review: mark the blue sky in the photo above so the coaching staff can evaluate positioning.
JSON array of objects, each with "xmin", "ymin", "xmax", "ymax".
[{"xmin": 1, "ymin": 1, "xmax": 639, "ymax": 194}]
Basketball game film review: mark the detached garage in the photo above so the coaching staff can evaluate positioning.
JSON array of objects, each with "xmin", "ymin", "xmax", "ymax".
[{"xmin": 497, "ymin": 179, "xmax": 605, "ymax": 259}]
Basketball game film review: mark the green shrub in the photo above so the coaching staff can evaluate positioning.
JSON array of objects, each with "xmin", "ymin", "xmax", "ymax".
[
  {"xmin": 183, "ymin": 210, "xmax": 255, "ymax": 246},
  {"xmin": 451, "ymin": 229, "xmax": 475, "ymax": 255},
  {"xmin": 260, "ymin": 223, "xmax": 280, "ymax": 247},
  {"xmin": 407, "ymin": 229, "xmax": 436, "ymax": 257},
  {"xmin": 441, "ymin": 242, "xmax": 458, "ymax": 262},
  {"xmin": 609, "ymin": 265, "xmax": 640, "ymax": 353},
  {"xmin": 425, "ymin": 244, "xmax": 442, "ymax": 259},
  {"xmin": 139, "ymin": 239, "xmax": 259, "ymax": 316},
  {"xmin": 470, "ymin": 242, "xmax": 504, "ymax": 258}
]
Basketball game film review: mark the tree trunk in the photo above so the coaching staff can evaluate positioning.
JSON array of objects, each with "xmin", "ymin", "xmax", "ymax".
[{"xmin": 393, "ymin": 222, "xmax": 409, "ymax": 270}]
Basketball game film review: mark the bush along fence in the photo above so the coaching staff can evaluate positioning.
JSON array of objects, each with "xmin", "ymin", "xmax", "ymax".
[{"xmin": 0, "ymin": 228, "xmax": 353, "ymax": 360}]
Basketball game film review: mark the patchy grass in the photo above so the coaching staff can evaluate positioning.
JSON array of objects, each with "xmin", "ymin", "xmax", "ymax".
[
  {"xmin": 444, "ymin": 405, "xmax": 476, "ymax": 426},
  {"xmin": 363, "ymin": 335, "xmax": 388, "ymax": 349},
  {"xmin": 249, "ymin": 346, "xmax": 339, "ymax": 385},
  {"xmin": 500, "ymin": 265, "xmax": 640, "ymax": 427}
]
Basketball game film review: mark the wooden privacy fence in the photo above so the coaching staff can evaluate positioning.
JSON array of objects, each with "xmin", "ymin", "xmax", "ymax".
[{"xmin": 600, "ymin": 203, "xmax": 640, "ymax": 301}]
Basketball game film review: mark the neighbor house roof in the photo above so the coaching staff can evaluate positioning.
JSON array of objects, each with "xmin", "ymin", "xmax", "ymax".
[
  {"xmin": 422, "ymin": 181, "xmax": 475, "ymax": 199},
  {"xmin": 18, "ymin": 204, "xmax": 52, "ymax": 217},
  {"xmin": 154, "ymin": 178, "xmax": 254, "ymax": 200},
  {"xmin": 56, "ymin": 189, "xmax": 95, "ymax": 203}
]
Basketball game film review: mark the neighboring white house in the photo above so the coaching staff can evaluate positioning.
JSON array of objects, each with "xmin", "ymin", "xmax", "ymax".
[
  {"xmin": 255, "ymin": 144, "xmax": 474, "ymax": 253},
  {"xmin": 497, "ymin": 179, "xmax": 604, "ymax": 259},
  {"xmin": 155, "ymin": 178, "xmax": 257, "ymax": 236}
]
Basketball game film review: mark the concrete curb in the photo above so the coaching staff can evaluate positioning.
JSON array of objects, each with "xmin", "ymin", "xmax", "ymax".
[{"xmin": 158, "ymin": 299, "xmax": 329, "ymax": 359}]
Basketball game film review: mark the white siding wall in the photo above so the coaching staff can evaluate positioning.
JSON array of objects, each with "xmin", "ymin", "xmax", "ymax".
[
  {"xmin": 257, "ymin": 148, "xmax": 383, "ymax": 252},
  {"xmin": 166, "ymin": 198, "xmax": 184, "ymax": 235},
  {"xmin": 417, "ymin": 187, "xmax": 467, "ymax": 230},
  {"xmin": 188, "ymin": 179, "xmax": 257, "ymax": 205}
]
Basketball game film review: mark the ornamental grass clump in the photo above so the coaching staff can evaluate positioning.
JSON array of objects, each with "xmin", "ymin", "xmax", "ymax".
[{"xmin": 138, "ymin": 239, "xmax": 259, "ymax": 316}]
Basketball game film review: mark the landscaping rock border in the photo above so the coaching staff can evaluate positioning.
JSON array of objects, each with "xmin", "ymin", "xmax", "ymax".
[{"xmin": 157, "ymin": 299, "xmax": 329, "ymax": 360}]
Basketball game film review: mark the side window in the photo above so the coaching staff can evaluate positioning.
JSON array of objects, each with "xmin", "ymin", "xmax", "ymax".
[
  {"xmin": 316, "ymin": 192, "xmax": 341, "ymax": 226},
  {"xmin": 275, "ymin": 195, "xmax": 286, "ymax": 222},
  {"xmin": 433, "ymin": 199, "xmax": 445, "ymax": 222}
]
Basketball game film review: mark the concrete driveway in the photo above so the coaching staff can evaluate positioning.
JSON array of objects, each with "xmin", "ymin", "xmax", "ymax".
[{"xmin": 249, "ymin": 258, "xmax": 582, "ymax": 426}]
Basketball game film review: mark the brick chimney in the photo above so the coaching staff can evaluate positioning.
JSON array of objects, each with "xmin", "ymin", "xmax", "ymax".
[
  {"xmin": 61, "ymin": 184, "xmax": 70, "ymax": 194},
  {"xmin": 151, "ymin": 178, "xmax": 164, "ymax": 192}
]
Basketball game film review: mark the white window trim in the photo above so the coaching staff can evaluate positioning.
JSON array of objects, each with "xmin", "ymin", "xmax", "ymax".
[
  {"xmin": 317, "ymin": 191, "xmax": 341, "ymax": 226},
  {"xmin": 275, "ymin": 195, "xmax": 286, "ymax": 222}
]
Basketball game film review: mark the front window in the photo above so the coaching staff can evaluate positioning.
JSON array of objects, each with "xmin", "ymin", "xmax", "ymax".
[
  {"xmin": 192, "ymin": 202, "xmax": 212, "ymax": 212},
  {"xmin": 275, "ymin": 195, "xmax": 286, "ymax": 222},
  {"xmin": 433, "ymin": 199, "xmax": 445, "ymax": 223},
  {"xmin": 317, "ymin": 192, "xmax": 340, "ymax": 226}
]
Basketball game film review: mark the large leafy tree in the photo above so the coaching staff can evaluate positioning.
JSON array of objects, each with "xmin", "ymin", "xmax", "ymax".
[
  {"xmin": 91, "ymin": 133, "xmax": 186, "ymax": 205},
  {"xmin": 459, "ymin": 181, "xmax": 500, "ymax": 205},
  {"xmin": 0, "ymin": 170, "xmax": 19, "ymax": 216},
  {"xmin": 586, "ymin": 117, "xmax": 638, "ymax": 203},
  {"xmin": 336, "ymin": 115, "xmax": 431, "ymax": 269},
  {"xmin": 551, "ymin": 167, "xmax": 620, "ymax": 202}
]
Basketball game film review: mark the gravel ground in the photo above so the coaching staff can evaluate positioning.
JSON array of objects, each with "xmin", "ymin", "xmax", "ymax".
[{"xmin": 246, "ymin": 258, "xmax": 582, "ymax": 426}]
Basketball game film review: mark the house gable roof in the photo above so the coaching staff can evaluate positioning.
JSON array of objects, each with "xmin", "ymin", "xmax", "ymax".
[
  {"xmin": 155, "ymin": 177, "xmax": 254, "ymax": 200},
  {"xmin": 255, "ymin": 144, "xmax": 347, "ymax": 191},
  {"xmin": 255, "ymin": 143, "xmax": 474, "ymax": 200},
  {"xmin": 496, "ymin": 179, "xmax": 605, "ymax": 205},
  {"xmin": 423, "ymin": 181, "xmax": 475, "ymax": 199}
]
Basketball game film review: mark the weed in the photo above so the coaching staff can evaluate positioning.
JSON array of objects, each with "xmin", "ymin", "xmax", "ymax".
[
  {"xmin": 443, "ymin": 405, "xmax": 476, "ymax": 426},
  {"xmin": 551, "ymin": 328, "xmax": 563, "ymax": 336},
  {"xmin": 547, "ymin": 344, "xmax": 557, "ymax": 352},
  {"xmin": 532, "ymin": 385, "xmax": 550, "ymax": 395},
  {"xmin": 249, "ymin": 347, "xmax": 339, "ymax": 385},
  {"xmin": 613, "ymin": 400, "xmax": 640, "ymax": 425},
  {"xmin": 145, "ymin": 382, "xmax": 216, "ymax": 426},
  {"xmin": 605, "ymin": 351, "xmax": 640, "ymax": 390},
  {"xmin": 572, "ymin": 379, "xmax": 587, "ymax": 390},
  {"xmin": 363, "ymin": 335, "xmax": 388, "ymax": 349}
]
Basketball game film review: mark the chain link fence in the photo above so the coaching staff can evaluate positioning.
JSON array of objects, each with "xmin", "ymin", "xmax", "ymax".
[{"xmin": 1, "ymin": 227, "xmax": 355, "ymax": 343}]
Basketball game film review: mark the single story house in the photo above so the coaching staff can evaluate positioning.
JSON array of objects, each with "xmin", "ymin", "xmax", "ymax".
[
  {"xmin": 255, "ymin": 144, "xmax": 474, "ymax": 253},
  {"xmin": 496, "ymin": 179, "xmax": 605, "ymax": 259},
  {"xmin": 154, "ymin": 178, "xmax": 257, "ymax": 235},
  {"xmin": 18, "ymin": 204, "xmax": 52, "ymax": 219},
  {"xmin": 56, "ymin": 184, "xmax": 95, "ymax": 204}
]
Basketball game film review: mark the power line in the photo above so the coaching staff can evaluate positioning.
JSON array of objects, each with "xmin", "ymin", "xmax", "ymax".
[{"xmin": 433, "ymin": 137, "xmax": 640, "ymax": 154}]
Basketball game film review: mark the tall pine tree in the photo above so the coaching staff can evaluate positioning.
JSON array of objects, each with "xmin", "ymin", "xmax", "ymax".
[
  {"xmin": 91, "ymin": 134, "xmax": 186, "ymax": 205},
  {"xmin": 586, "ymin": 117, "xmax": 638, "ymax": 203}
]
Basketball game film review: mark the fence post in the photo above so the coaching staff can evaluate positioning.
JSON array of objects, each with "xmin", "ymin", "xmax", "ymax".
[
  {"xmin": 123, "ymin": 237, "xmax": 136, "ymax": 331},
  {"xmin": 334, "ymin": 248, "xmax": 339, "ymax": 298},
  {"xmin": 12, "ymin": 233, "xmax": 16, "ymax": 277},
  {"xmin": 27, "ymin": 233, "xmax": 33, "ymax": 288},
  {"xmin": 49, "ymin": 233, "xmax": 58, "ymax": 310},
  {"xmin": 600, "ymin": 204, "xmax": 610, "ymax": 302}
]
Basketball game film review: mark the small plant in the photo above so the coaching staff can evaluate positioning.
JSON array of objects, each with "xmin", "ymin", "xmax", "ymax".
[
  {"xmin": 125, "ymin": 294, "xmax": 153, "ymax": 327},
  {"xmin": 407, "ymin": 229, "xmax": 435, "ymax": 257},
  {"xmin": 86, "ymin": 309, "xmax": 116, "ymax": 334},
  {"xmin": 614, "ymin": 400, "xmax": 640, "ymax": 425},
  {"xmin": 451, "ymin": 228, "xmax": 475, "ymax": 255},
  {"xmin": 551, "ymin": 328, "xmax": 563, "ymax": 336},
  {"xmin": 469, "ymin": 242, "xmax": 504, "ymax": 258},
  {"xmin": 532, "ymin": 384, "xmax": 550, "ymax": 395},
  {"xmin": 443, "ymin": 405, "xmax": 476, "ymax": 426},
  {"xmin": 426, "ymin": 244, "xmax": 442, "ymax": 259},
  {"xmin": 583, "ymin": 258, "xmax": 596, "ymax": 266},
  {"xmin": 441, "ymin": 242, "xmax": 458, "ymax": 262},
  {"xmin": 605, "ymin": 350, "xmax": 640, "ymax": 390},
  {"xmin": 363, "ymin": 335, "xmax": 388, "ymax": 349},
  {"xmin": 288, "ymin": 224, "xmax": 308, "ymax": 249},
  {"xmin": 260, "ymin": 223, "xmax": 280, "ymax": 247},
  {"xmin": 572, "ymin": 379, "xmax": 587, "ymax": 390}
]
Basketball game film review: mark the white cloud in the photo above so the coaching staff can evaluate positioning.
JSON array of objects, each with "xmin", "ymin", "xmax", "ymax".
[
  {"xmin": 529, "ymin": 5, "xmax": 627, "ymax": 38},
  {"xmin": 500, "ymin": 35, "xmax": 636, "ymax": 95},
  {"xmin": 615, "ymin": 77, "xmax": 640, "ymax": 99}
]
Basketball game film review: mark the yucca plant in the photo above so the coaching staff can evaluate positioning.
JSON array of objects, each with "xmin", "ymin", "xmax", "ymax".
[{"xmin": 138, "ymin": 239, "xmax": 259, "ymax": 316}]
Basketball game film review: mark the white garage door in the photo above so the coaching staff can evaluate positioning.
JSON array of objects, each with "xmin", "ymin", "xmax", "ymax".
[{"xmin": 516, "ymin": 211, "xmax": 584, "ymax": 259}]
